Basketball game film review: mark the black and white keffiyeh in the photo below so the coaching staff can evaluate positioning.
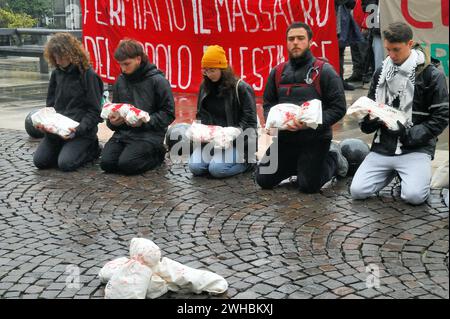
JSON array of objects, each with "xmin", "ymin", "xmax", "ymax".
[{"xmin": 374, "ymin": 49, "xmax": 425, "ymax": 154}]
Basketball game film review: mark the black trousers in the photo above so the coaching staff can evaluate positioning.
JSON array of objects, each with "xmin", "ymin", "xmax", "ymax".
[
  {"xmin": 255, "ymin": 138, "xmax": 337, "ymax": 194},
  {"xmin": 100, "ymin": 138, "xmax": 165, "ymax": 175},
  {"xmin": 350, "ymin": 34, "xmax": 371, "ymax": 77},
  {"xmin": 33, "ymin": 134, "xmax": 100, "ymax": 172}
]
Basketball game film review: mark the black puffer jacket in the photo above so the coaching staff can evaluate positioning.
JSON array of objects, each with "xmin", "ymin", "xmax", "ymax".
[
  {"xmin": 47, "ymin": 64, "xmax": 103, "ymax": 138},
  {"xmin": 107, "ymin": 61, "xmax": 175, "ymax": 144},
  {"xmin": 196, "ymin": 79, "xmax": 258, "ymax": 162},
  {"xmin": 263, "ymin": 50, "xmax": 347, "ymax": 144},
  {"xmin": 363, "ymin": 52, "xmax": 449, "ymax": 158}
]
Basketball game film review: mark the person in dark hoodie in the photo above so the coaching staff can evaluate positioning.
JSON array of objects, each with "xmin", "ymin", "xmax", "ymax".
[
  {"xmin": 100, "ymin": 39, "xmax": 175, "ymax": 175},
  {"xmin": 351, "ymin": 22, "xmax": 449, "ymax": 205},
  {"xmin": 255, "ymin": 22, "xmax": 349, "ymax": 194},
  {"xmin": 188, "ymin": 45, "xmax": 258, "ymax": 178},
  {"xmin": 33, "ymin": 33, "xmax": 103, "ymax": 172}
]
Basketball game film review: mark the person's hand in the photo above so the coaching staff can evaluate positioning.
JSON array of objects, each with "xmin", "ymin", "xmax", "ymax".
[
  {"xmin": 109, "ymin": 113, "xmax": 125, "ymax": 126},
  {"xmin": 286, "ymin": 118, "xmax": 307, "ymax": 131},
  {"xmin": 362, "ymin": 114, "xmax": 383, "ymax": 126},
  {"xmin": 362, "ymin": 114, "xmax": 383, "ymax": 128},
  {"xmin": 61, "ymin": 127, "xmax": 76, "ymax": 140},
  {"xmin": 125, "ymin": 118, "xmax": 143, "ymax": 128},
  {"xmin": 385, "ymin": 121, "xmax": 406, "ymax": 138},
  {"xmin": 361, "ymin": 28, "xmax": 369, "ymax": 37}
]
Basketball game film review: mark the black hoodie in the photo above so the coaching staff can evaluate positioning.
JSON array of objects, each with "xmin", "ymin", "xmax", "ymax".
[
  {"xmin": 107, "ymin": 61, "xmax": 176, "ymax": 144},
  {"xmin": 47, "ymin": 64, "xmax": 103, "ymax": 138}
]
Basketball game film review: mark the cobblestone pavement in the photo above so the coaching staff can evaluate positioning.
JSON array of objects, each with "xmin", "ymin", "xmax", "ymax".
[{"xmin": 0, "ymin": 129, "xmax": 448, "ymax": 299}]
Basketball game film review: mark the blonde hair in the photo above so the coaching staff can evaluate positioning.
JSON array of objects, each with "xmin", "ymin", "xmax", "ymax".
[{"xmin": 44, "ymin": 33, "xmax": 90, "ymax": 71}]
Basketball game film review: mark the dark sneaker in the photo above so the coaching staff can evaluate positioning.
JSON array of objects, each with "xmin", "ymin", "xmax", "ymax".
[
  {"xmin": 345, "ymin": 73, "xmax": 363, "ymax": 82},
  {"xmin": 330, "ymin": 141, "xmax": 348, "ymax": 178},
  {"xmin": 343, "ymin": 81, "xmax": 355, "ymax": 91}
]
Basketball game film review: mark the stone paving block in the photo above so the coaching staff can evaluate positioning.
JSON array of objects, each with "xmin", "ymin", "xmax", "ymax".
[{"xmin": 234, "ymin": 291, "xmax": 261, "ymax": 299}]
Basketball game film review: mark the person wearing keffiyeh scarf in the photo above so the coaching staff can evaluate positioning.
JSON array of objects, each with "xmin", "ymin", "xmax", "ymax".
[{"xmin": 350, "ymin": 22, "xmax": 449, "ymax": 205}]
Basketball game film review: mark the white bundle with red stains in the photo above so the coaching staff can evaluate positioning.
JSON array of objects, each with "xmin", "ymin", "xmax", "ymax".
[
  {"xmin": 31, "ymin": 107, "xmax": 79, "ymax": 137},
  {"xmin": 100, "ymin": 238, "xmax": 228, "ymax": 299},
  {"xmin": 265, "ymin": 99, "xmax": 323, "ymax": 130},
  {"xmin": 347, "ymin": 96, "xmax": 409, "ymax": 130},
  {"xmin": 185, "ymin": 122, "xmax": 241, "ymax": 149},
  {"xmin": 101, "ymin": 102, "xmax": 150, "ymax": 125}
]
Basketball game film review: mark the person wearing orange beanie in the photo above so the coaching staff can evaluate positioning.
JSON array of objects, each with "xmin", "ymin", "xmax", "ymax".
[{"xmin": 188, "ymin": 45, "xmax": 258, "ymax": 179}]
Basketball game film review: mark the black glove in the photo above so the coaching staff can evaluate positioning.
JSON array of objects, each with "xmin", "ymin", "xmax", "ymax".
[
  {"xmin": 360, "ymin": 114, "xmax": 384, "ymax": 134},
  {"xmin": 385, "ymin": 121, "xmax": 406, "ymax": 138}
]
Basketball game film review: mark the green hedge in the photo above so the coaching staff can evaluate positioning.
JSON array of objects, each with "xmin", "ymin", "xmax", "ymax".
[{"xmin": 0, "ymin": 8, "xmax": 36, "ymax": 28}]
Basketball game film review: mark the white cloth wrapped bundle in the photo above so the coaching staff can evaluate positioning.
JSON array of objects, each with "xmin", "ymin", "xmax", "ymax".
[
  {"xmin": 129, "ymin": 238, "xmax": 161, "ymax": 268},
  {"xmin": 101, "ymin": 103, "xmax": 150, "ymax": 125},
  {"xmin": 185, "ymin": 122, "xmax": 241, "ymax": 149},
  {"xmin": 265, "ymin": 100, "xmax": 323, "ymax": 130},
  {"xmin": 155, "ymin": 257, "xmax": 228, "ymax": 295},
  {"xmin": 99, "ymin": 257, "xmax": 168, "ymax": 299},
  {"xmin": 347, "ymin": 96, "xmax": 409, "ymax": 130},
  {"xmin": 31, "ymin": 107, "xmax": 79, "ymax": 137},
  {"xmin": 101, "ymin": 103, "xmax": 130, "ymax": 119},
  {"xmin": 104, "ymin": 259, "xmax": 153, "ymax": 299},
  {"xmin": 98, "ymin": 257, "xmax": 130, "ymax": 284},
  {"xmin": 99, "ymin": 238, "xmax": 228, "ymax": 299}
]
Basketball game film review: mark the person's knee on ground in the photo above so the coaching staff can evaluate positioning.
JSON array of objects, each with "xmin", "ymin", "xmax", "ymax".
[
  {"xmin": 188, "ymin": 160, "xmax": 209, "ymax": 176},
  {"xmin": 208, "ymin": 161, "xmax": 244, "ymax": 179},
  {"xmin": 33, "ymin": 152, "xmax": 57, "ymax": 170},
  {"xmin": 254, "ymin": 168, "xmax": 277, "ymax": 189},
  {"xmin": 117, "ymin": 154, "xmax": 162, "ymax": 175},
  {"xmin": 57, "ymin": 157, "xmax": 80, "ymax": 172},
  {"xmin": 100, "ymin": 156, "xmax": 119, "ymax": 173},
  {"xmin": 401, "ymin": 187, "xmax": 430, "ymax": 206},
  {"xmin": 350, "ymin": 182, "xmax": 373, "ymax": 200},
  {"xmin": 350, "ymin": 173, "xmax": 377, "ymax": 199}
]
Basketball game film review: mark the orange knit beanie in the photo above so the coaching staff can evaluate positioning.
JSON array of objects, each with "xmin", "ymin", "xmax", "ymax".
[{"xmin": 201, "ymin": 45, "xmax": 228, "ymax": 69}]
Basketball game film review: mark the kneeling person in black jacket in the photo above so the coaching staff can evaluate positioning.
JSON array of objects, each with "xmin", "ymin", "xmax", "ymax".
[
  {"xmin": 33, "ymin": 33, "xmax": 103, "ymax": 172},
  {"xmin": 350, "ymin": 22, "xmax": 449, "ymax": 205},
  {"xmin": 100, "ymin": 39, "xmax": 175, "ymax": 175},
  {"xmin": 255, "ymin": 22, "xmax": 348, "ymax": 194}
]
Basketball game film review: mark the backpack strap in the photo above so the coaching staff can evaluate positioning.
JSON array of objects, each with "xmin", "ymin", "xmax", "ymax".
[
  {"xmin": 235, "ymin": 79, "xmax": 242, "ymax": 106},
  {"xmin": 311, "ymin": 57, "xmax": 327, "ymax": 97},
  {"xmin": 275, "ymin": 61, "xmax": 288, "ymax": 92},
  {"xmin": 274, "ymin": 58, "xmax": 327, "ymax": 97}
]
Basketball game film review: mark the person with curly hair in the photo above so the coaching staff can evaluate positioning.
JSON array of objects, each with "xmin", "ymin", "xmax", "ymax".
[
  {"xmin": 33, "ymin": 33, "xmax": 103, "ymax": 171},
  {"xmin": 188, "ymin": 45, "xmax": 257, "ymax": 178}
]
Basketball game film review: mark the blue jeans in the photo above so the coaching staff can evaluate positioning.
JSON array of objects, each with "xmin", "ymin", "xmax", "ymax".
[{"xmin": 188, "ymin": 146, "xmax": 247, "ymax": 178}]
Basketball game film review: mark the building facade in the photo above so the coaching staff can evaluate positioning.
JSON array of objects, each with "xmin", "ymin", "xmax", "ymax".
[{"xmin": 52, "ymin": 0, "xmax": 81, "ymax": 29}]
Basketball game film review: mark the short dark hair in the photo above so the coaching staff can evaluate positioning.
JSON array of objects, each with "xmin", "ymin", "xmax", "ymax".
[
  {"xmin": 114, "ymin": 39, "xmax": 149, "ymax": 63},
  {"xmin": 286, "ymin": 22, "xmax": 313, "ymax": 41},
  {"xmin": 383, "ymin": 22, "xmax": 413, "ymax": 43}
]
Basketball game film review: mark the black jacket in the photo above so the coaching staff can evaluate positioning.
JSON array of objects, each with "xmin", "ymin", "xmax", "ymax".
[
  {"xmin": 107, "ymin": 62, "xmax": 175, "ymax": 144},
  {"xmin": 196, "ymin": 79, "xmax": 258, "ymax": 162},
  {"xmin": 363, "ymin": 55, "xmax": 449, "ymax": 158},
  {"xmin": 47, "ymin": 64, "xmax": 103, "ymax": 138},
  {"xmin": 263, "ymin": 50, "xmax": 347, "ymax": 144}
]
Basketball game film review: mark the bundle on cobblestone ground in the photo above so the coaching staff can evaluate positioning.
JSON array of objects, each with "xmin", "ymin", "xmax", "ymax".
[
  {"xmin": 0, "ymin": 129, "xmax": 448, "ymax": 299},
  {"xmin": 99, "ymin": 237, "xmax": 228, "ymax": 299}
]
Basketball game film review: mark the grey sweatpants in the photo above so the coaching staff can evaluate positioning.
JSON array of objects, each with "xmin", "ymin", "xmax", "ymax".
[{"xmin": 350, "ymin": 152, "xmax": 432, "ymax": 205}]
